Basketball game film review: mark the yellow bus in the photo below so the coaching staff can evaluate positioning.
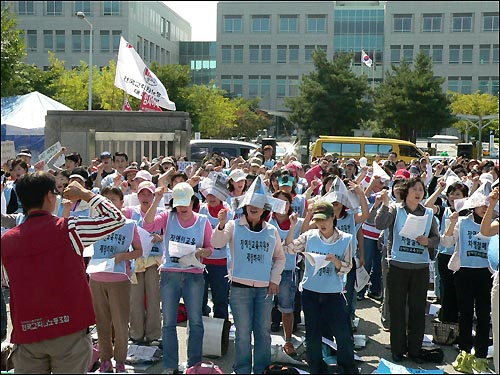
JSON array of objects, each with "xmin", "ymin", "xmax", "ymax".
[{"xmin": 311, "ymin": 136, "xmax": 424, "ymax": 163}]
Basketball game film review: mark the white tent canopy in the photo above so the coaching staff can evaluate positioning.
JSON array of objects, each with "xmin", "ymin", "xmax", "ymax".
[{"xmin": 1, "ymin": 91, "xmax": 72, "ymax": 136}]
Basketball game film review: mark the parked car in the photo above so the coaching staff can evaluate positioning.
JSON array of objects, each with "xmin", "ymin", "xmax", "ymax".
[{"xmin": 189, "ymin": 139, "xmax": 259, "ymax": 163}]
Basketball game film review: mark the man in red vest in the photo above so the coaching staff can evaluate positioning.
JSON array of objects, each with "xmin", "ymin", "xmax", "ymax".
[{"xmin": 1, "ymin": 172, "xmax": 126, "ymax": 373}]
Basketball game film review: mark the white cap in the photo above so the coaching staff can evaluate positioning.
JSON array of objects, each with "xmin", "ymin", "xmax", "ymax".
[
  {"xmin": 172, "ymin": 182, "xmax": 194, "ymax": 208},
  {"xmin": 228, "ymin": 169, "xmax": 247, "ymax": 182},
  {"xmin": 133, "ymin": 170, "xmax": 152, "ymax": 182}
]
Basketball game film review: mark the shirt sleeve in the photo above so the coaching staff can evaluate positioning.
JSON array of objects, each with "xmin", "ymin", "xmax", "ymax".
[
  {"xmin": 202, "ymin": 219, "xmax": 214, "ymax": 256},
  {"xmin": 142, "ymin": 210, "xmax": 169, "ymax": 233},
  {"xmin": 283, "ymin": 232, "xmax": 308, "ymax": 254},
  {"xmin": 337, "ymin": 240, "xmax": 353, "ymax": 276},
  {"xmin": 68, "ymin": 194, "xmax": 126, "ymax": 255},
  {"xmin": 211, "ymin": 219, "xmax": 235, "ymax": 249},
  {"xmin": 131, "ymin": 225, "xmax": 142, "ymax": 250},
  {"xmin": 270, "ymin": 227, "xmax": 286, "ymax": 285},
  {"xmin": 375, "ymin": 204, "xmax": 396, "ymax": 230}
]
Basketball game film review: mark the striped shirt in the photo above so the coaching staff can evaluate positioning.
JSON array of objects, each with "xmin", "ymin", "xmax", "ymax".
[{"xmin": 67, "ymin": 194, "xmax": 126, "ymax": 255}]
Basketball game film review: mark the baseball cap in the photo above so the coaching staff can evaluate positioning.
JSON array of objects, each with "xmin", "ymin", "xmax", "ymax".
[
  {"xmin": 172, "ymin": 182, "xmax": 194, "ymax": 208},
  {"xmin": 161, "ymin": 157, "xmax": 175, "ymax": 165},
  {"xmin": 123, "ymin": 165, "xmax": 138, "ymax": 177},
  {"xmin": 137, "ymin": 181, "xmax": 156, "ymax": 195},
  {"xmin": 278, "ymin": 174, "xmax": 294, "ymax": 187},
  {"xmin": 100, "ymin": 151, "xmax": 112, "ymax": 159},
  {"xmin": 312, "ymin": 201, "xmax": 334, "ymax": 221},
  {"xmin": 249, "ymin": 158, "xmax": 262, "ymax": 167},
  {"xmin": 346, "ymin": 159, "xmax": 357, "ymax": 167},
  {"xmin": 228, "ymin": 169, "xmax": 247, "ymax": 182},
  {"xmin": 409, "ymin": 166, "xmax": 420, "ymax": 175},
  {"xmin": 394, "ymin": 169, "xmax": 411, "ymax": 179},
  {"xmin": 133, "ymin": 170, "xmax": 153, "ymax": 182},
  {"xmin": 69, "ymin": 167, "xmax": 89, "ymax": 182},
  {"xmin": 17, "ymin": 149, "xmax": 32, "ymax": 157}
]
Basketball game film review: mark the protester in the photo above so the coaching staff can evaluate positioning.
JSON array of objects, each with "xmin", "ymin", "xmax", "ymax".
[
  {"xmin": 1, "ymin": 173, "xmax": 126, "ymax": 373},
  {"xmin": 16, "ymin": 149, "xmax": 34, "ymax": 172},
  {"xmin": 100, "ymin": 152, "xmax": 130, "ymax": 189},
  {"xmin": 89, "ymin": 186, "xmax": 143, "ymax": 373},
  {"xmin": 375, "ymin": 177, "xmax": 439, "ymax": 364},
  {"xmin": 285, "ymin": 201, "xmax": 358, "ymax": 374},
  {"xmin": 226, "ymin": 169, "xmax": 247, "ymax": 220},
  {"xmin": 3, "ymin": 159, "xmax": 29, "ymax": 214},
  {"xmin": 91, "ymin": 151, "xmax": 116, "ymax": 188},
  {"xmin": 46, "ymin": 147, "xmax": 82, "ymax": 173},
  {"xmin": 144, "ymin": 182, "xmax": 213, "ymax": 374},
  {"xmin": 212, "ymin": 176, "xmax": 285, "ymax": 374}
]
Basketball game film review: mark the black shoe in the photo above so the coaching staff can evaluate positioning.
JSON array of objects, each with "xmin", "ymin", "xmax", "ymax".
[
  {"xmin": 271, "ymin": 322, "xmax": 281, "ymax": 332},
  {"xmin": 409, "ymin": 354, "xmax": 425, "ymax": 364},
  {"xmin": 356, "ymin": 294, "xmax": 365, "ymax": 301},
  {"xmin": 392, "ymin": 353, "xmax": 404, "ymax": 363},
  {"xmin": 368, "ymin": 292, "xmax": 383, "ymax": 301}
]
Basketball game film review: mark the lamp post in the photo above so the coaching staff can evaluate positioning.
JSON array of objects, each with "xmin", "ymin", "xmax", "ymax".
[{"xmin": 76, "ymin": 11, "xmax": 93, "ymax": 110}]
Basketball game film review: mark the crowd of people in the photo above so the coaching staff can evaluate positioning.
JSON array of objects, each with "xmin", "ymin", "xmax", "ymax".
[{"xmin": 1, "ymin": 144, "xmax": 498, "ymax": 374}]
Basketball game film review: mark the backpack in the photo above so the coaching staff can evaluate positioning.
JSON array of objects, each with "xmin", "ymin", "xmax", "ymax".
[
  {"xmin": 263, "ymin": 364, "xmax": 300, "ymax": 374},
  {"xmin": 185, "ymin": 361, "xmax": 224, "ymax": 374}
]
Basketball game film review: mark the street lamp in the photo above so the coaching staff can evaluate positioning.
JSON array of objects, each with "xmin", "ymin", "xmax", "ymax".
[
  {"xmin": 76, "ymin": 11, "xmax": 93, "ymax": 110},
  {"xmin": 455, "ymin": 113, "xmax": 499, "ymax": 160}
]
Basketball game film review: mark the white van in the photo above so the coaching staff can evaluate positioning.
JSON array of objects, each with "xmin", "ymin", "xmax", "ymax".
[{"xmin": 189, "ymin": 139, "xmax": 259, "ymax": 163}]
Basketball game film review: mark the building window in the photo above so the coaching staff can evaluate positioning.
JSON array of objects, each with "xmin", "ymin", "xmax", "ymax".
[
  {"xmin": 249, "ymin": 75, "xmax": 259, "ymax": 97},
  {"xmin": 221, "ymin": 75, "xmax": 231, "ymax": 92},
  {"xmin": 43, "ymin": 30, "xmax": 53, "ymax": 51},
  {"xmin": 221, "ymin": 45, "xmax": 231, "ymax": 63},
  {"xmin": 289, "ymin": 76, "xmax": 299, "ymax": 97},
  {"xmin": 224, "ymin": 15, "xmax": 242, "ymax": 33},
  {"xmin": 18, "ymin": 1, "xmax": 34, "ymax": 15},
  {"xmin": 277, "ymin": 75, "xmax": 286, "ymax": 97},
  {"xmin": 493, "ymin": 44, "xmax": 499, "ymax": 63},
  {"xmin": 46, "ymin": 1, "xmax": 62, "ymax": 15},
  {"xmin": 277, "ymin": 45, "xmax": 287, "ymax": 63},
  {"xmin": 307, "ymin": 15, "xmax": 326, "ymax": 33},
  {"xmin": 432, "ymin": 45, "xmax": 443, "ymax": 64},
  {"xmin": 143, "ymin": 39, "xmax": 148, "ymax": 60},
  {"xmin": 483, "ymin": 12, "xmax": 499, "ymax": 31},
  {"xmin": 452, "ymin": 13, "xmax": 473, "ymax": 32},
  {"xmin": 461, "ymin": 77, "xmax": 472, "ymax": 94},
  {"xmin": 26, "ymin": 29, "xmax": 37, "ymax": 51},
  {"xmin": 390, "ymin": 45, "xmax": 401, "ymax": 63},
  {"xmin": 55, "ymin": 30, "xmax": 65, "ymax": 52},
  {"xmin": 289, "ymin": 45, "xmax": 299, "ymax": 63},
  {"xmin": 251, "ymin": 15, "xmax": 270, "ymax": 32},
  {"xmin": 449, "ymin": 45, "xmax": 460, "ymax": 64},
  {"xmin": 403, "ymin": 45, "xmax": 413, "ymax": 62},
  {"xmin": 103, "ymin": 1, "xmax": 119, "ymax": 16},
  {"xmin": 305, "ymin": 45, "xmax": 315, "ymax": 62},
  {"xmin": 448, "ymin": 77, "xmax": 459, "ymax": 93},
  {"xmin": 233, "ymin": 75, "xmax": 243, "ymax": 97},
  {"xmin": 422, "ymin": 14, "xmax": 442, "ymax": 32},
  {"xmin": 83, "ymin": 30, "xmax": 90, "ymax": 52},
  {"xmin": 249, "ymin": 45, "xmax": 259, "ymax": 63},
  {"xmin": 479, "ymin": 44, "xmax": 490, "ymax": 64},
  {"xmin": 233, "ymin": 45, "xmax": 243, "ymax": 63},
  {"xmin": 261, "ymin": 45, "xmax": 271, "ymax": 63},
  {"xmin": 420, "ymin": 45, "xmax": 430, "ymax": 57},
  {"xmin": 492, "ymin": 78, "xmax": 499, "ymax": 96},
  {"xmin": 393, "ymin": 14, "xmax": 412, "ymax": 32},
  {"xmin": 72, "ymin": 30, "xmax": 82, "ymax": 52},
  {"xmin": 75, "ymin": 1, "xmax": 91, "ymax": 16},
  {"xmin": 279, "ymin": 15, "xmax": 298, "ymax": 33},
  {"xmin": 478, "ymin": 77, "xmax": 490, "ymax": 94},
  {"xmin": 100, "ymin": 30, "xmax": 110, "ymax": 52},
  {"xmin": 261, "ymin": 76, "xmax": 271, "ymax": 97},
  {"xmin": 462, "ymin": 45, "xmax": 473, "ymax": 64},
  {"xmin": 112, "ymin": 30, "xmax": 120, "ymax": 52}
]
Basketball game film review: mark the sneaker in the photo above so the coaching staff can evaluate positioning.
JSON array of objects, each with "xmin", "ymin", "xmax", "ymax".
[
  {"xmin": 472, "ymin": 358, "xmax": 491, "ymax": 374},
  {"xmin": 453, "ymin": 351, "xmax": 475, "ymax": 374},
  {"xmin": 392, "ymin": 353, "xmax": 404, "ymax": 363},
  {"xmin": 367, "ymin": 292, "xmax": 383, "ymax": 301},
  {"xmin": 356, "ymin": 294, "xmax": 365, "ymax": 301},
  {"xmin": 271, "ymin": 322, "xmax": 281, "ymax": 332},
  {"xmin": 115, "ymin": 362, "xmax": 126, "ymax": 373},
  {"xmin": 97, "ymin": 360, "xmax": 114, "ymax": 373},
  {"xmin": 283, "ymin": 342, "xmax": 297, "ymax": 357}
]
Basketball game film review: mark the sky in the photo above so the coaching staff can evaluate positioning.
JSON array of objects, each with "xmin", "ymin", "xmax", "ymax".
[{"xmin": 164, "ymin": 1, "xmax": 218, "ymax": 41}]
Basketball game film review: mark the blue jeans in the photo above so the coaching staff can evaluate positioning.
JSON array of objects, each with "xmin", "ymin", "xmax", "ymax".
[
  {"xmin": 202, "ymin": 264, "xmax": 229, "ymax": 320},
  {"xmin": 277, "ymin": 270, "xmax": 297, "ymax": 313},
  {"xmin": 160, "ymin": 271, "xmax": 204, "ymax": 369},
  {"xmin": 302, "ymin": 289, "xmax": 358, "ymax": 374},
  {"xmin": 359, "ymin": 237, "xmax": 382, "ymax": 296},
  {"xmin": 230, "ymin": 285, "xmax": 273, "ymax": 374},
  {"xmin": 344, "ymin": 257, "xmax": 357, "ymax": 321}
]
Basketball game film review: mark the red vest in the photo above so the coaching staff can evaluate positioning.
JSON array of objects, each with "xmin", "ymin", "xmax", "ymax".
[{"xmin": 1, "ymin": 211, "xmax": 95, "ymax": 344}]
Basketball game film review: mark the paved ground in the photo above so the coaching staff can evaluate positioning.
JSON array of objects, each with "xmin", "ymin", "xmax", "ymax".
[{"xmin": 3, "ymin": 289, "xmax": 494, "ymax": 374}]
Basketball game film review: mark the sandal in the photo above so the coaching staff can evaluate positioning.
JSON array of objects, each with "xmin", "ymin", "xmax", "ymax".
[{"xmin": 283, "ymin": 342, "xmax": 297, "ymax": 356}]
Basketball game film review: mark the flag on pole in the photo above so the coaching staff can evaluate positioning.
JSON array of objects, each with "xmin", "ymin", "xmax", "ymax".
[
  {"xmin": 122, "ymin": 95, "xmax": 132, "ymax": 111},
  {"xmin": 114, "ymin": 36, "xmax": 176, "ymax": 111},
  {"xmin": 361, "ymin": 50, "xmax": 373, "ymax": 68},
  {"xmin": 140, "ymin": 91, "xmax": 163, "ymax": 112}
]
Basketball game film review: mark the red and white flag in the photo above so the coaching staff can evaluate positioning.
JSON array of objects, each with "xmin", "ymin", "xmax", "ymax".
[
  {"xmin": 140, "ymin": 91, "xmax": 162, "ymax": 112},
  {"xmin": 122, "ymin": 96, "xmax": 132, "ymax": 111},
  {"xmin": 114, "ymin": 36, "xmax": 176, "ymax": 110},
  {"xmin": 361, "ymin": 50, "xmax": 373, "ymax": 68}
]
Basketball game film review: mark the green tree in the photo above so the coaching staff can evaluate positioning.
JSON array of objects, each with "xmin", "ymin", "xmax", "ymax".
[
  {"xmin": 232, "ymin": 97, "xmax": 272, "ymax": 139},
  {"xmin": 150, "ymin": 62, "xmax": 191, "ymax": 111},
  {"xmin": 285, "ymin": 49, "xmax": 372, "ymax": 136},
  {"xmin": 1, "ymin": 7, "xmax": 26, "ymax": 96},
  {"xmin": 374, "ymin": 53, "xmax": 454, "ymax": 142},
  {"xmin": 449, "ymin": 91, "xmax": 499, "ymax": 140}
]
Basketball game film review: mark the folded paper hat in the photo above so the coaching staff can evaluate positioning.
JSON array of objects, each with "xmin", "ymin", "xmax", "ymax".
[
  {"xmin": 199, "ymin": 172, "xmax": 230, "ymax": 202},
  {"xmin": 454, "ymin": 181, "xmax": 491, "ymax": 212},
  {"xmin": 316, "ymin": 176, "xmax": 361, "ymax": 211},
  {"xmin": 372, "ymin": 161, "xmax": 391, "ymax": 182},
  {"xmin": 232, "ymin": 175, "xmax": 286, "ymax": 214}
]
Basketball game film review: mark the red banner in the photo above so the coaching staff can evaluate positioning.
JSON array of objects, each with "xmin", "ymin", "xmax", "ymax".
[
  {"xmin": 140, "ymin": 91, "xmax": 162, "ymax": 112},
  {"xmin": 122, "ymin": 96, "xmax": 132, "ymax": 111}
]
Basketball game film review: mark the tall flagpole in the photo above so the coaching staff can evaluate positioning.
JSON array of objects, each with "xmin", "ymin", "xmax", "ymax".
[{"xmin": 372, "ymin": 49, "xmax": 375, "ymax": 90}]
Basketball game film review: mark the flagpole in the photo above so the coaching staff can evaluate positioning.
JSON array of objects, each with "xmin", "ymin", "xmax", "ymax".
[{"xmin": 372, "ymin": 49, "xmax": 375, "ymax": 90}]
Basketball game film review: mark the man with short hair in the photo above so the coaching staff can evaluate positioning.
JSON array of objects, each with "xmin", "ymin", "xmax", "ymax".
[
  {"xmin": 91, "ymin": 151, "xmax": 116, "ymax": 189},
  {"xmin": 1, "ymin": 172, "xmax": 126, "ymax": 373},
  {"xmin": 100, "ymin": 152, "xmax": 129, "ymax": 189}
]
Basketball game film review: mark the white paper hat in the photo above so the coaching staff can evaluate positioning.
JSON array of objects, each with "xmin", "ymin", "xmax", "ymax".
[
  {"xmin": 372, "ymin": 161, "xmax": 391, "ymax": 183},
  {"xmin": 454, "ymin": 181, "xmax": 491, "ymax": 212},
  {"xmin": 442, "ymin": 168, "xmax": 462, "ymax": 191},
  {"xmin": 316, "ymin": 176, "xmax": 363, "ymax": 211},
  {"xmin": 231, "ymin": 175, "xmax": 286, "ymax": 214},
  {"xmin": 199, "ymin": 172, "xmax": 230, "ymax": 202}
]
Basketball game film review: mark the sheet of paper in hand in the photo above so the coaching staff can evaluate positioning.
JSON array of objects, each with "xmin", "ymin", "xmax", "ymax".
[
  {"xmin": 169, "ymin": 241, "xmax": 196, "ymax": 258},
  {"xmin": 303, "ymin": 252, "xmax": 331, "ymax": 276},
  {"xmin": 399, "ymin": 213, "xmax": 428, "ymax": 240}
]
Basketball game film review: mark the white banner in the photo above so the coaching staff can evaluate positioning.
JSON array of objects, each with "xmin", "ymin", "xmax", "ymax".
[
  {"xmin": 1, "ymin": 141, "xmax": 16, "ymax": 165},
  {"xmin": 38, "ymin": 141, "xmax": 65, "ymax": 171},
  {"xmin": 114, "ymin": 36, "xmax": 176, "ymax": 111}
]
